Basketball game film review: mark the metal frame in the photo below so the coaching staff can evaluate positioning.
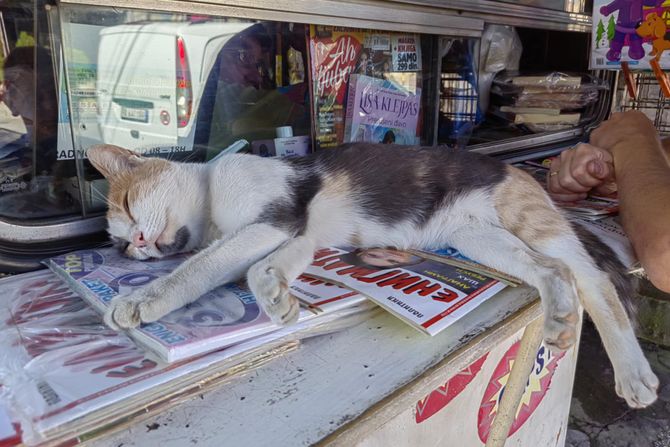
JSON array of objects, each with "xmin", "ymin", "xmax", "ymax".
[
  {"xmin": 58, "ymin": 0, "xmax": 485, "ymax": 37},
  {"xmin": 392, "ymin": 0, "xmax": 592, "ymax": 32},
  {"xmin": 0, "ymin": 215, "xmax": 106, "ymax": 244}
]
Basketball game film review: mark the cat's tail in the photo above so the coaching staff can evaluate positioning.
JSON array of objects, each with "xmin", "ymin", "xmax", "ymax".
[{"xmin": 570, "ymin": 222, "xmax": 637, "ymax": 320}]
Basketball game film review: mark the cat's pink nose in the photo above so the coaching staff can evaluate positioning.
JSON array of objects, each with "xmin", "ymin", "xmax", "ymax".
[{"xmin": 132, "ymin": 231, "xmax": 146, "ymax": 248}]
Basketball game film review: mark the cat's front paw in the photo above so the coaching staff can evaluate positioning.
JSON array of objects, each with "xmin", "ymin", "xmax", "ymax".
[
  {"xmin": 104, "ymin": 289, "xmax": 166, "ymax": 330},
  {"xmin": 247, "ymin": 264, "xmax": 299, "ymax": 325},
  {"xmin": 615, "ymin": 361, "xmax": 659, "ymax": 408}
]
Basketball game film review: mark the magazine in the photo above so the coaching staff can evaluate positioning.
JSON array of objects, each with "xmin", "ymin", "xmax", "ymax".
[
  {"xmin": 591, "ymin": 1, "xmax": 669, "ymax": 70},
  {"xmin": 308, "ymin": 25, "xmax": 422, "ymax": 149},
  {"xmin": 411, "ymin": 248, "xmax": 522, "ymax": 286},
  {"xmin": 303, "ymin": 247, "xmax": 507, "ymax": 336},
  {"xmin": 290, "ymin": 274, "xmax": 365, "ymax": 312},
  {"xmin": 45, "ymin": 248, "xmax": 361, "ymax": 362},
  {"xmin": 0, "ymin": 269, "xmax": 372, "ymax": 446},
  {"xmin": 344, "ymin": 74, "xmax": 421, "ymax": 145}
]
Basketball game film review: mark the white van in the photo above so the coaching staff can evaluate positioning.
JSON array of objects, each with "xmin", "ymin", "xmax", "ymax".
[{"xmin": 96, "ymin": 20, "xmax": 254, "ymax": 158}]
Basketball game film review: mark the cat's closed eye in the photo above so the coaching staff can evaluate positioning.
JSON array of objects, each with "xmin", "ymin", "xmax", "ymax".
[{"xmin": 122, "ymin": 192, "xmax": 135, "ymax": 222}]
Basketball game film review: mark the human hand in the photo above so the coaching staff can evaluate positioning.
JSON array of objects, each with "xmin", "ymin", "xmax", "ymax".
[
  {"xmin": 590, "ymin": 111, "xmax": 661, "ymax": 161},
  {"xmin": 547, "ymin": 143, "xmax": 617, "ymax": 202}
]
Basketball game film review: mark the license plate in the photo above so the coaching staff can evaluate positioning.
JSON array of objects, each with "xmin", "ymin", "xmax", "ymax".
[{"xmin": 120, "ymin": 107, "xmax": 148, "ymax": 123}]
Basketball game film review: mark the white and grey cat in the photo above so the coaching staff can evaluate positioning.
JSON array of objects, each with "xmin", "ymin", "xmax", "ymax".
[{"xmin": 87, "ymin": 143, "xmax": 658, "ymax": 409}]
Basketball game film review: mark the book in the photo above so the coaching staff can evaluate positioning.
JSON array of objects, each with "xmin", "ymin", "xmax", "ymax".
[
  {"xmin": 511, "ymin": 75, "xmax": 582, "ymax": 88},
  {"xmin": 0, "ymin": 269, "xmax": 372, "ymax": 446},
  {"xmin": 303, "ymin": 247, "xmax": 507, "ymax": 336},
  {"xmin": 591, "ymin": 1, "xmax": 670, "ymax": 70},
  {"xmin": 45, "ymin": 248, "xmax": 362, "ymax": 362},
  {"xmin": 513, "ymin": 112, "xmax": 580, "ymax": 125},
  {"xmin": 499, "ymin": 106, "xmax": 561, "ymax": 115},
  {"xmin": 343, "ymin": 74, "xmax": 421, "ymax": 145},
  {"xmin": 308, "ymin": 25, "xmax": 422, "ymax": 149}
]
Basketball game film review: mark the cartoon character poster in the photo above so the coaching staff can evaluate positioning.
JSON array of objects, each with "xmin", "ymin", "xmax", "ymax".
[{"xmin": 591, "ymin": 0, "xmax": 670, "ymax": 69}]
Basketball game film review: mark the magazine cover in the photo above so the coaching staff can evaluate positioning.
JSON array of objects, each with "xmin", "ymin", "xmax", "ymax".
[
  {"xmin": 412, "ymin": 248, "xmax": 522, "ymax": 286},
  {"xmin": 308, "ymin": 25, "xmax": 422, "ymax": 149},
  {"xmin": 591, "ymin": 1, "xmax": 670, "ymax": 69},
  {"xmin": 303, "ymin": 247, "xmax": 506, "ymax": 336},
  {"xmin": 45, "ymin": 248, "xmax": 360, "ymax": 362},
  {"xmin": 0, "ymin": 269, "xmax": 369, "ymax": 446},
  {"xmin": 344, "ymin": 74, "xmax": 421, "ymax": 145},
  {"xmin": 290, "ymin": 274, "xmax": 365, "ymax": 312}
]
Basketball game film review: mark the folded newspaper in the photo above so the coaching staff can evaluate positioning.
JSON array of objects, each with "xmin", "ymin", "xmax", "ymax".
[
  {"xmin": 304, "ymin": 247, "xmax": 507, "ymax": 336},
  {"xmin": 0, "ymin": 269, "xmax": 373, "ymax": 446},
  {"xmin": 46, "ymin": 248, "xmax": 365, "ymax": 362}
]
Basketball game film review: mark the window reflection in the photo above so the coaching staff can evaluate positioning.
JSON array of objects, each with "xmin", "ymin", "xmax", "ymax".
[{"xmin": 0, "ymin": 2, "xmax": 80, "ymax": 220}]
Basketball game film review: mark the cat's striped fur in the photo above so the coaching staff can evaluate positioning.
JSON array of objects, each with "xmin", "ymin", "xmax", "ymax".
[{"xmin": 88, "ymin": 143, "xmax": 658, "ymax": 408}]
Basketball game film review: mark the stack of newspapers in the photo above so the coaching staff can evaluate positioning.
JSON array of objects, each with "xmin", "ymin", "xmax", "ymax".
[{"xmin": 0, "ymin": 244, "xmax": 514, "ymax": 445}]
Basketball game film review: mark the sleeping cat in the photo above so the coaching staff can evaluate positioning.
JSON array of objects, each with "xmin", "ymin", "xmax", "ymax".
[{"xmin": 87, "ymin": 142, "xmax": 658, "ymax": 409}]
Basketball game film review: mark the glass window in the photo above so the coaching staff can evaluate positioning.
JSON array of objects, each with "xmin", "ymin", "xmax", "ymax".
[
  {"xmin": 0, "ymin": 0, "xmax": 82, "ymax": 221},
  {"xmin": 57, "ymin": 5, "xmax": 441, "ymax": 215}
]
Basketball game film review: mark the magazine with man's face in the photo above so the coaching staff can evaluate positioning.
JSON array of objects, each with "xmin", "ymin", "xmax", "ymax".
[{"xmin": 304, "ymin": 246, "xmax": 507, "ymax": 336}]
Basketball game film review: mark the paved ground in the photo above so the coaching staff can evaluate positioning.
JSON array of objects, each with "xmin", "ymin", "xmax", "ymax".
[{"xmin": 567, "ymin": 321, "xmax": 670, "ymax": 447}]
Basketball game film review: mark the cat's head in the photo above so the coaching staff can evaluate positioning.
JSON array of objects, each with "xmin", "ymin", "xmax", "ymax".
[{"xmin": 87, "ymin": 144, "xmax": 208, "ymax": 260}]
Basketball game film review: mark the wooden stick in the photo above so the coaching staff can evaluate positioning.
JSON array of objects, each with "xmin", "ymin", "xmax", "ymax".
[
  {"xmin": 484, "ymin": 317, "xmax": 544, "ymax": 447},
  {"xmin": 621, "ymin": 62, "xmax": 637, "ymax": 100},
  {"xmin": 650, "ymin": 59, "xmax": 670, "ymax": 98}
]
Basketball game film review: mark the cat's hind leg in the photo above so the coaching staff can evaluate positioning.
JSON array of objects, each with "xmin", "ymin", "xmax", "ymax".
[
  {"xmin": 447, "ymin": 224, "xmax": 580, "ymax": 352},
  {"xmin": 524, "ymin": 230, "xmax": 658, "ymax": 408},
  {"xmin": 493, "ymin": 166, "xmax": 658, "ymax": 408},
  {"xmin": 247, "ymin": 235, "xmax": 316, "ymax": 325}
]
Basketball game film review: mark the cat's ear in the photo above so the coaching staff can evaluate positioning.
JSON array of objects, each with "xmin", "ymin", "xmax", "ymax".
[{"xmin": 87, "ymin": 144, "xmax": 146, "ymax": 179}]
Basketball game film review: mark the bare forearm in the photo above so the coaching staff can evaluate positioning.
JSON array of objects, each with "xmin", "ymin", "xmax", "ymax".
[
  {"xmin": 613, "ymin": 143, "xmax": 670, "ymax": 291},
  {"xmin": 661, "ymin": 137, "xmax": 670, "ymax": 157}
]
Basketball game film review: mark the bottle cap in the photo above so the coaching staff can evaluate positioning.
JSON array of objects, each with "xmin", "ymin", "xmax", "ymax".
[{"xmin": 276, "ymin": 126, "xmax": 293, "ymax": 138}]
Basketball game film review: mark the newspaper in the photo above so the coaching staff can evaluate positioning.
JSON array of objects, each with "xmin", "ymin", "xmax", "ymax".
[
  {"xmin": 46, "ymin": 248, "xmax": 363, "ymax": 362},
  {"xmin": 0, "ymin": 269, "xmax": 373, "ymax": 446},
  {"xmin": 304, "ymin": 247, "xmax": 507, "ymax": 336}
]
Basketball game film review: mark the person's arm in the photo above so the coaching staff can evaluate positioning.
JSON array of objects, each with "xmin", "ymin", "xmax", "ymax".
[
  {"xmin": 590, "ymin": 111, "xmax": 670, "ymax": 292},
  {"xmin": 661, "ymin": 137, "xmax": 670, "ymax": 157}
]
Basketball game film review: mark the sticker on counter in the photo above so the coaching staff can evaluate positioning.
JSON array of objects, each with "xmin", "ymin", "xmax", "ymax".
[
  {"xmin": 415, "ymin": 353, "xmax": 488, "ymax": 423},
  {"xmin": 477, "ymin": 341, "xmax": 566, "ymax": 442}
]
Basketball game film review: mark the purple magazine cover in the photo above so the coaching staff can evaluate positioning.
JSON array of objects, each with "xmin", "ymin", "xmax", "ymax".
[
  {"xmin": 46, "ymin": 248, "xmax": 277, "ymax": 362},
  {"xmin": 344, "ymin": 73, "xmax": 421, "ymax": 145}
]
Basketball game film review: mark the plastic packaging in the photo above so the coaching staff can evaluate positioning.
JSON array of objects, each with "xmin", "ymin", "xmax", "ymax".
[
  {"xmin": 478, "ymin": 25, "xmax": 522, "ymax": 114},
  {"xmin": 492, "ymin": 71, "xmax": 609, "ymax": 107},
  {"xmin": 0, "ymin": 269, "xmax": 375, "ymax": 446},
  {"xmin": 489, "ymin": 71, "xmax": 609, "ymax": 132}
]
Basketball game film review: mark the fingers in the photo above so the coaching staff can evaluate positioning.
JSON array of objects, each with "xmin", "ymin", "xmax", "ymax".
[{"xmin": 547, "ymin": 143, "xmax": 615, "ymax": 202}]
